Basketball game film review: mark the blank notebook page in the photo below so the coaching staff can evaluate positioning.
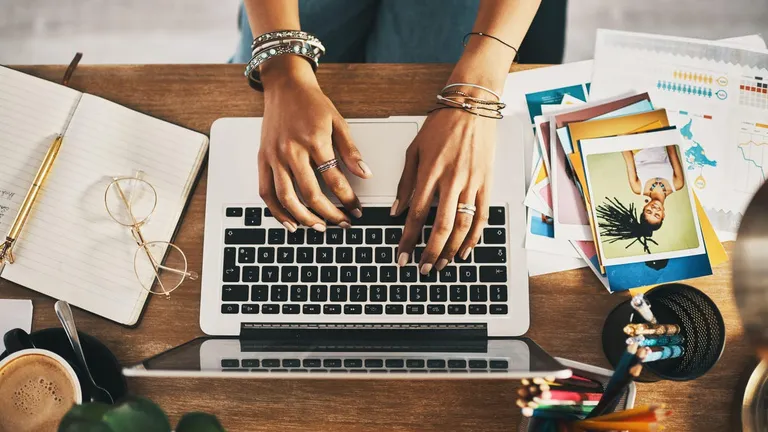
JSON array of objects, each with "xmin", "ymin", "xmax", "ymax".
[{"xmin": 2, "ymin": 91, "xmax": 207, "ymax": 325}]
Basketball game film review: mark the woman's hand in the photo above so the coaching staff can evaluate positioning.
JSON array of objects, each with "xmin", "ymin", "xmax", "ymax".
[
  {"xmin": 258, "ymin": 56, "xmax": 372, "ymax": 232},
  {"xmin": 393, "ymin": 108, "xmax": 496, "ymax": 274}
]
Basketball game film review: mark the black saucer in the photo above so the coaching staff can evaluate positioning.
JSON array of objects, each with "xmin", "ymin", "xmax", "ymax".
[{"xmin": 1, "ymin": 328, "xmax": 127, "ymax": 403}]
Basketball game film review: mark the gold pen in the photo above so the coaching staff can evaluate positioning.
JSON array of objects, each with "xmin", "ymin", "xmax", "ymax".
[{"xmin": 0, "ymin": 135, "xmax": 64, "ymax": 266}]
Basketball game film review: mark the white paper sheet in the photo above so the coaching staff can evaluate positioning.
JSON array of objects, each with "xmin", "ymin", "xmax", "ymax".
[{"xmin": 0, "ymin": 299, "xmax": 33, "ymax": 353}]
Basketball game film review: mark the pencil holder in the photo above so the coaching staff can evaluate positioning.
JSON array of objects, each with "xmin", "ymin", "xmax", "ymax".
[{"xmin": 602, "ymin": 283, "xmax": 725, "ymax": 382}]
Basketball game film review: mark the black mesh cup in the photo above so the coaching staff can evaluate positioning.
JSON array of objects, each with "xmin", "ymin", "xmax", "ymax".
[{"xmin": 602, "ymin": 283, "xmax": 725, "ymax": 382}]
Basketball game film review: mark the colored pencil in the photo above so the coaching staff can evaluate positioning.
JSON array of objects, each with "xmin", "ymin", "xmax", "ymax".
[
  {"xmin": 623, "ymin": 323, "xmax": 681, "ymax": 336},
  {"xmin": 584, "ymin": 404, "xmax": 665, "ymax": 422},
  {"xmin": 575, "ymin": 420, "xmax": 663, "ymax": 431},
  {"xmin": 543, "ymin": 390, "xmax": 603, "ymax": 402},
  {"xmin": 631, "ymin": 294, "xmax": 658, "ymax": 324}
]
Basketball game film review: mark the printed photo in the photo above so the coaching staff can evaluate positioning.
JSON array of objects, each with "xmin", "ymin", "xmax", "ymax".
[{"xmin": 582, "ymin": 129, "xmax": 705, "ymax": 266}]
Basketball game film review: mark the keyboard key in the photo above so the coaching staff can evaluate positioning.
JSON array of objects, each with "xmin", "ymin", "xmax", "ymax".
[
  {"xmin": 224, "ymin": 247, "xmax": 236, "ymax": 266},
  {"xmin": 350, "ymin": 285, "xmax": 367, "ymax": 302},
  {"xmin": 474, "ymin": 247, "xmax": 507, "ymax": 263},
  {"xmin": 320, "ymin": 266, "xmax": 338, "ymax": 282},
  {"xmin": 455, "ymin": 250, "xmax": 471, "ymax": 264},
  {"xmin": 344, "ymin": 359, "xmax": 363, "ymax": 368},
  {"xmin": 470, "ymin": 285, "xmax": 488, "ymax": 302},
  {"xmin": 360, "ymin": 266, "xmax": 377, "ymax": 283},
  {"xmin": 303, "ymin": 304, "xmax": 321, "ymax": 314},
  {"xmin": 355, "ymin": 247, "xmax": 373, "ymax": 263},
  {"xmin": 340, "ymin": 266, "xmax": 357, "ymax": 282},
  {"xmin": 271, "ymin": 285, "xmax": 288, "ymax": 302},
  {"xmin": 221, "ymin": 359, "xmax": 239, "ymax": 368},
  {"xmin": 469, "ymin": 304, "xmax": 487, "ymax": 315},
  {"xmin": 483, "ymin": 228, "xmax": 506, "ymax": 244},
  {"xmin": 440, "ymin": 266, "xmax": 457, "ymax": 283},
  {"xmin": 406, "ymin": 359, "xmax": 425, "ymax": 368},
  {"xmin": 223, "ymin": 265, "xmax": 240, "ymax": 282},
  {"xmin": 480, "ymin": 266, "xmax": 507, "ymax": 282},
  {"xmin": 365, "ymin": 304, "xmax": 383, "ymax": 314},
  {"xmin": 490, "ymin": 360, "xmax": 509, "ymax": 369},
  {"xmin": 222, "ymin": 285, "xmax": 248, "ymax": 301},
  {"xmin": 283, "ymin": 304, "xmax": 300, "ymax": 314},
  {"xmin": 262, "ymin": 304, "xmax": 279, "ymax": 314},
  {"xmin": 448, "ymin": 360, "xmax": 467, "ymax": 369},
  {"xmin": 242, "ymin": 359, "xmax": 260, "ymax": 368},
  {"xmin": 323, "ymin": 359, "xmax": 342, "ymax": 368},
  {"xmin": 386, "ymin": 304, "xmax": 404, "ymax": 314},
  {"xmin": 238, "ymin": 247, "xmax": 255, "ymax": 264},
  {"xmin": 221, "ymin": 304, "xmax": 238, "ymax": 314},
  {"xmin": 379, "ymin": 266, "xmax": 397, "ymax": 282},
  {"xmin": 385, "ymin": 228, "xmax": 402, "ymax": 245},
  {"xmin": 335, "ymin": 247, "xmax": 353, "ymax": 263},
  {"xmin": 268, "ymin": 229, "xmax": 285, "ymax": 244},
  {"xmin": 469, "ymin": 360, "xmax": 488, "ymax": 369},
  {"xmin": 226, "ymin": 207, "xmax": 243, "ymax": 217},
  {"xmin": 290, "ymin": 285, "xmax": 308, "ymax": 301},
  {"xmin": 326, "ymin": 229, "xmax": 343, "ymax": 244},
  {"xmin": 449, "ymin": 285, "xmax": 467, "ymax": 302},
  {"xmin": 410, "ymin": 285, "xmax": 427, "ymax": 302},
  {"xmin": 427, "ymin": 304, "xmax": 446, "ymax": 314},
  {"xmin": 262, "ymin": 359, "xmax": 280, "ymax": 368},
  {"xmin": 242, "ymin": 266, "xmax": 259, "ymax": 282},
  {"xmin": 459, "ymin": 266, "xmax": 477, "ymax": 282},
  {"xmin": 386, "ymin": 359, "xmax": 405, "ymax": 368},
  {"xmin": 283, "ymin": 359, "xmax": 301, "ymax": 368},
  {"xmin": 251, "ymin": 285, "xmax": 268, "ymax": 301},
  {"xmin": 346, "ymin": 228, "xmax": 363, "ymax": 244},
  {"xmin": 245, "ymin": 216, "xmax": 261, "ymax": 226},
  {"xmin": 307, "ymin": 230, "xmax": 324, "ymax": 245},
  {"xmin": 491, "ymin": 285, "xmax": 508, "ymax": 302},
  {"xmin": 366, "ymin": 228, "xmax": 383, "ymax": 244},
  {"xmin": 330, "ymin": 285, "xmax": 347, "ymax": 302},
  {"xmin": 310, "ymin": 285, "xmax": 328, "ymax": 302},
  {"xmin": 448, "ymin": 304, "xmax": 466, "ymax": 315},
  {"xmin": 375, "ymin": 247, "xmax": 393, "ymax": 263},
  {"xmin": 303, "ymin": 359, "xmax": 322, "ymax": 368},
  {"xmin": 301, "ymin": 266, "xmax": 318, "ymax": 282},
  {"xmin": 245, "ymin": 207, "xmax": 261, "ymax": 218},
  {"xmin": 297, "ymin": 247, "xmax": 313, "ymax": 263},
  {"xmin": 400, "ymin": 266, "xmax": 417, "ymax": 282},
  {"xmin": 365, "ymin": 359, "xmax": 384, "ymax": 368},
  {"xmin": 407, "ymin": 304, "xmax": 425, "ymax": 314},
  {"xmin": 490, "ymin": 304, "xmax": 508, "ymax": 315},
  {"xmin": 420, "ymin": 270, "xmax": 437, "ymax": 283},
  {"xmin": 430, "ymin": 285, "xmax": 447, "ymax": 302},
  {"xmin": 344, "ymin": 304, "xmax": 362, "ymax": 314},
  {"xmin": 370, "ymin": 285, "xmax": 387, "ymax": 302},
  {"xmin": 324, "ymin": 304, "xmax": 342, "ymax": 314},
  {"xmin": 287, "ymin": 228, "xmax": 305, "ymax": 245},
  {"xmin": 224, "ymin": 228, "xmax": 265, "ymax": 245},
  {"xmin": 488, "ymin": 207, "xmax": 505, "ymax": 226},
  {"xmin": 257, "ymin": 247, "xmax": 275, "ymax": 263},
  {"xmin": 390, "ymin": 285, "xmax": 407, "ymax": 302},
  {"xmin": 261, "ymin": 266, "xmax": 279, "ymax": 282},
  {"xmin": 427, "ymin": 359, "xmax": 446, "ymax": 368},
  {"xmin": 277, "ymin": 248, "xmax": 294, "ymax": 263},
  {"xmin": 281, "ymin": 266, "xmax": 299, "ymax": 282},
  {"xmin": 414, "ymin": 247, "xmax": 425, "ymax": 262}
]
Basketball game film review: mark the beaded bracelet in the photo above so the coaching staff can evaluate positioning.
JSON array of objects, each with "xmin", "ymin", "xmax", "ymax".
[{"xmin": 245, "ymin": 30, "xmax": 326, "ymax": 91}]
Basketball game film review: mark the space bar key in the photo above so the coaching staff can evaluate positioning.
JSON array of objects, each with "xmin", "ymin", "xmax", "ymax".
[{"xmin": 344, "ymin": 207, "xmax": 407, "ymax": 226}]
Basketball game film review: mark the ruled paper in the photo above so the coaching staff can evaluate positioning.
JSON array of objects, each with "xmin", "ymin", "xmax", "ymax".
[{"xmin": 1, "ymin": 70, "xmax": 207, "ymax": 325}]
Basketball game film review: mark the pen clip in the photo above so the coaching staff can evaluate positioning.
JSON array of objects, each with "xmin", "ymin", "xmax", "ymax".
[{"xmin": 0, "ymin": 237, "xmax": 15, "ymax": 265}]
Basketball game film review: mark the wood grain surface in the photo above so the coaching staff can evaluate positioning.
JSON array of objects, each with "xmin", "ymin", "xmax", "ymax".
[{"xmin": 0, "ymin": 64, "xmax": 755, "ymax": 431}]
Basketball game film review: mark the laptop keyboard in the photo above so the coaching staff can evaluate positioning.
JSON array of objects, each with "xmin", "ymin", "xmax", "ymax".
[
  {"xmin": 218, "ymin": 356, "xmax": 510, "ymax": 373},
  {"xmin": 220, "ymin": 205, "xmax": 509, "ymax": 316}
]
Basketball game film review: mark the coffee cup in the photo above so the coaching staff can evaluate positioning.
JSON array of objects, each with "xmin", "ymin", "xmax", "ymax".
[{"xmin": 0, "ymin": 330, "xmax": 83, "ymax": 432}]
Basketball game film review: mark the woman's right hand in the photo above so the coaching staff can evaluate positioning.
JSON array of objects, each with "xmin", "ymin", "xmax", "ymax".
[{"xmin": 258, "ymin": 56, "xmax": 372, "ymax": 232}]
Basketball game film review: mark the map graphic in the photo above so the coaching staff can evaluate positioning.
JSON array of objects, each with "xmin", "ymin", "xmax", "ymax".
[{"xmin": 681, "ymin": 118, "xmax": 717, "ymax": 189}]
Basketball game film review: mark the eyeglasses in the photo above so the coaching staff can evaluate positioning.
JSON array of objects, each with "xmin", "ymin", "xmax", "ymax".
[{"xmin": 104, "ymin": 172, "xmax": 198, "ymax": 297}]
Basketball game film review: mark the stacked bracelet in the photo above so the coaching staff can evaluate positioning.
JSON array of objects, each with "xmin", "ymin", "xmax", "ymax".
[
  {"xmin": 245, "ymin": 30, "xmax": 326, "ymax": 91},
  {"xmin": 429, "ymin": 83, "xmax": 505, "ymax": 119}
]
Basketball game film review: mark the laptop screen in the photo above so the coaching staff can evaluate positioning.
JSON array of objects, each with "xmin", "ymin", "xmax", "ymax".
[{"xmin": 125, "ymin": 337, "xmax": 570, "ymax": 379}]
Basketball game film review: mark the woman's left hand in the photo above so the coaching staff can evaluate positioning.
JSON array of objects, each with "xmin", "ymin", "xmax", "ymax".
[{"xmin": 393, "ymin": 108, "xmax": 496, "ymax": 274}]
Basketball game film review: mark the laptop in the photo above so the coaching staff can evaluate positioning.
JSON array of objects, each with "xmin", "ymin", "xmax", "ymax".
[{"xmin": 125, "ymin": 116, "xmax": 568, "ymax": 379}]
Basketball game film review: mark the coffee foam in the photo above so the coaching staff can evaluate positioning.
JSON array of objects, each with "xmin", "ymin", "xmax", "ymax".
[{"xmin": 0, "ymin": 354, "xmax": 77, "ymax": 432}]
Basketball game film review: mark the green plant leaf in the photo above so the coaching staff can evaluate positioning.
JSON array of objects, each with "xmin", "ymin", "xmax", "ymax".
[
  {"xmin": 58, "ymin": 403, "xmax": 113, "ymax": 431},
  {"xmin": 101, "ymin": 396, "xmax": 172, "ymax": 432},
  {"xmin": 176, "ymin": 413, "xmax": 226, "ymax": 432},
  {"xmin": 57, "ymin": 419, "xmax": 113, "ymax": 432}
]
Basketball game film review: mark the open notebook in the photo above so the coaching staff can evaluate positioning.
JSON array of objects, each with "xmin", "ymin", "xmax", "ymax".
[{"xmin": 0, "ymin": 66, "xmax": 208, "ymax": 325}]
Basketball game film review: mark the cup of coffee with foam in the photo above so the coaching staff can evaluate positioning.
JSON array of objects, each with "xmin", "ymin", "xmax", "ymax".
[{"xmin": 0, "ymin": 330, "xmax": 82, "ymax": 432}]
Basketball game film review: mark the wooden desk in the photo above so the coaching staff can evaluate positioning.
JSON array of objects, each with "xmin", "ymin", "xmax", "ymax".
[{"xmin": 1, "ymin": 64, "xmax": 754, "ymax": 431}]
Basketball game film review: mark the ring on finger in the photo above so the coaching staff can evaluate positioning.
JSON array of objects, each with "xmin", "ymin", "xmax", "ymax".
[
  {"xmin": 458, "ymin": 203, "xmax": 477, "ymax": 212},
  {"xmin": 457, "ymin": 208, "xmax": 476, "ymax": 216},
  {"xmin": 316, "ymin": 158, "xmax": 339, "ymax": 173}
]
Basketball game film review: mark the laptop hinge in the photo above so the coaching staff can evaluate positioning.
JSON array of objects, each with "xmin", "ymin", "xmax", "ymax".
[{"xmin": 239, "ymin": 322, "xmax": 487, "ymax": 342}]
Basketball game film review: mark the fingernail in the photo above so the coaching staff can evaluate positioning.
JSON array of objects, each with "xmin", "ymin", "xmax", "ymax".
[
  {"xmin": 435, "ymin": 258, "xmax": 449, "ymax": 271},
  {"xmin": 420, "ymin": 263, "xmax": 432, "ymax": 275},
  {"xmin": 339, "ymin": 221, "xmax": 351, "ymax": 229},
  {"xmin": 460, "ymin": 248, "xmax": 472, "ymax": 260},
  {"xmin": 282, "ymin": 221, "xmax": 297, "ymax": 233},
  {"xmin": 397, "ymin": 252, "xmax": 410, "ymax": 267},
  {"xmin": 390, "ymin": 199, "xmax": 399, "ymax": 217},
  {"xmin": 351, "ymin": 208, "xmax": 363, "ymax": 218},
  {"xmin": 358, "ymin": 160, "xmax": 373, "ymax": 177},
  {"xmin": 312, "ymin": 223, "xmax": 326, "ymax": 232}
]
